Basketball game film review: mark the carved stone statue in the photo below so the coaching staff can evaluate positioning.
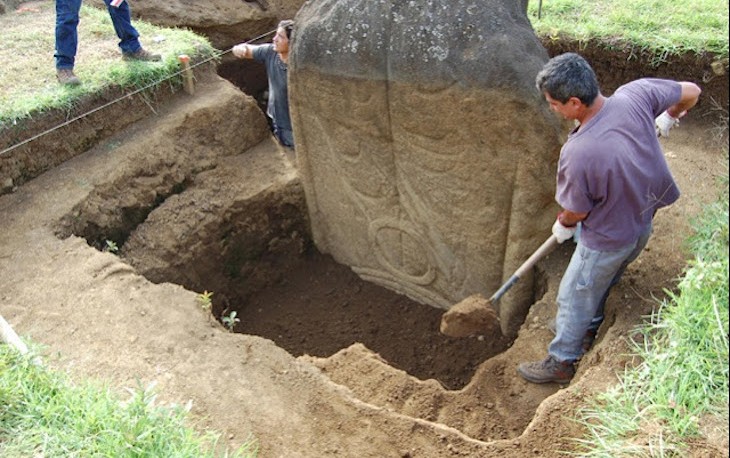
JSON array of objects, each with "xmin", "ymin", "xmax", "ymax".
[{"xmin": 289, "ymin": 0, "xmax": 566, "ymax": 336}]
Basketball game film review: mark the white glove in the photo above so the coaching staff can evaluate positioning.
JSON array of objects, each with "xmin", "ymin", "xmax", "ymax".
[
  {"xmin": 655, "ymin": 111, "xmax": 679, "ymax": 137},
  {"xmin": 552, "ymin": 218, "xmax": 576, "ymax": 244}
]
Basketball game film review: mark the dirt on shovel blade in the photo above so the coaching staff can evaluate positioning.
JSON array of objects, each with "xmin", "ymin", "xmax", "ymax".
[{"xmin": 440, "ymin": 293, "xmax": 501, "ymax": 337}]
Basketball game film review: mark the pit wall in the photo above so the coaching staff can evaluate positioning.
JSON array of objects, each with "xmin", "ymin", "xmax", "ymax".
[
  {"xmin": 51, "ymin": 69, "xmax": 307, "ymax": 315},
  {"xmin": 542, "ymin": 39, "xmax": 729, "ymax": 123}
]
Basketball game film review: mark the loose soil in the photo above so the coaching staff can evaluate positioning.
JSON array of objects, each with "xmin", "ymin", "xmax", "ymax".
[{"xmin": 1, "ymin": 8, "xmax": 728, "ymax": 456}]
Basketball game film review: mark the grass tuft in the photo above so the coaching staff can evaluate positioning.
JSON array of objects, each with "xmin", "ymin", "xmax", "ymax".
[{"xmin": 0, "ymin": 346, "xmax": 257, "ymax": 457}]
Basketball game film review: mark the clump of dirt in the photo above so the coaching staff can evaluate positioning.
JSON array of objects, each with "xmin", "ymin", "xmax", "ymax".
[{"xmin": 439, "ymin": 293, "xmax": 501, "ymax": 338}]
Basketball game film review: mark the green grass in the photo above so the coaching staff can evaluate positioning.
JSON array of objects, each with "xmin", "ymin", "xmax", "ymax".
[
  {"xmin": 0, "ymin": 3, "xmax": 219, "ymax": 129},
  {"xmin": 574, "ymin": 177, "xmax": 729, "ymax": 456},
  {"xmin": 0, "ymin": 346, "xmax": 257, "ymax": 457},
  {"xmin": 528, "ymin": 0, "xmax": 729, "ymax": 60}
]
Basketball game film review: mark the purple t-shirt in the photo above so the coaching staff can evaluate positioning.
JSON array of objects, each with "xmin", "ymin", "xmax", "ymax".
[{"xmin": 556, "ymin": 78, "xmax": 682, "ymax": 251}]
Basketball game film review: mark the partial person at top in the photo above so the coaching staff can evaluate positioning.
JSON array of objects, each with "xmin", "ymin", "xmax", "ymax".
[
  {"xmin": 232, "ymin": 20, "xmax": 295, "ymax": 149},
  {"xmin": 55, "ymin": 0, "xmax": 161, "ymax": 86},
  {"xmin": 517, "ymin": 52, "xmax": 701, "ymax": 385}
]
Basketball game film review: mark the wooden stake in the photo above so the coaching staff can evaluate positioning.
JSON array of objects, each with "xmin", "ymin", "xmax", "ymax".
[{"xmin": 178, "ymin": 54, "xmax": 195, "ymax": 95}]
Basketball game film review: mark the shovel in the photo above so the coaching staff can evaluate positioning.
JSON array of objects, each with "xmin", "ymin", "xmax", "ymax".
[{"xmin": 440, "ymin": 234, "xmax": 559, "ymax": 337}]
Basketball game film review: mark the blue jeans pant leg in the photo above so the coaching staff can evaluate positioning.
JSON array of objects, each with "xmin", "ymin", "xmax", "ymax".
[
  {"xmin": 104, "ymin": 0, "xmax": 141, "ymax": 54},
  {"xmin": 591, "ymin": 225, "xmax": 653, "ymax": 330},
  {"xmin": 55, "ymin": 0, "xmax": 83, "ymax": 69},
  {"xmin": 549, "ymin": 232, "xmax": 649, "ymax": 363}
]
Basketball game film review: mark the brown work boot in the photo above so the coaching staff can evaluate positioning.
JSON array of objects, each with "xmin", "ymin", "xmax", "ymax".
[
  {"xmin": 517, "ymin": 355, "xmax": 575, "ymax": 384},
  {"xmin": 122, "ymin": 48, "xmax": 161, "ymax": 62},
  {"xmin": 57, "ymin": 68, "xmax": 81, "ymax": 86}
]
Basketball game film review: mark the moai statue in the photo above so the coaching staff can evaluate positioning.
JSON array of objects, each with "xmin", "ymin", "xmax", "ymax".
[{"xmin": 289, "ymin": 0, "xmax": 566, "ymax": 336}]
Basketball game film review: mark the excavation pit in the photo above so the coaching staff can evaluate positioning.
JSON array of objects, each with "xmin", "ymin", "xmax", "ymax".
[
  {"xmin": 42, "ymin": 74, "xmax": 579, "ymax": 444},
  {"xmin": 55, "ymin": 153, "xmax": 516, "ymax": 390},
  {"xmin": 217, "ymin": 248, "xmax": 513, "ymax": 390}
]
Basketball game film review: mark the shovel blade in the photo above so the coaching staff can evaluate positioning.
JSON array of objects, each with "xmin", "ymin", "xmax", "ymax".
[{"xmin": 440, "ymin": 294, "xmax": 501, "ymax": 337}]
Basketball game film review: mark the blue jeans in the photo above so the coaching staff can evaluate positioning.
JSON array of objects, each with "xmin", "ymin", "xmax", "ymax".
[
  {"xmin": 55, "ymin": 0, "xmax": 141, "ymax": 69},
  {"xmin": 549, "ymin": 224, "xmax": 653, "ymax": 363}
]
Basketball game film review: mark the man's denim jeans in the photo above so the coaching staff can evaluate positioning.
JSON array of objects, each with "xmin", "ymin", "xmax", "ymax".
[
  {"xmin": 55, "ymin": 0, "xmax": 141, "ymax": 69},
  {"xmin": 549, "ymin": 224, "xmax": 652, "ymax": 363}
]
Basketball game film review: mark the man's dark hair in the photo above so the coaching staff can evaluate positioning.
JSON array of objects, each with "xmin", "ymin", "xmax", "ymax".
[
  {"xmin": 535, "ymin": 53, "xmax": 600, "ymax": 105},
  {"xmin": 278, "ymin": 20, "xmax": 295, "ymax": 40}
]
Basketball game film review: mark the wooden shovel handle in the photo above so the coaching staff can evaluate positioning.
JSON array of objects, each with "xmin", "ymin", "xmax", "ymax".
[
  {"xmin": 489, "ymin": 234, "xmax": 559, "ymax": 303},
  {"xmin": 513, "ymin": 234, "xmax": 559, "ymax": 279}
]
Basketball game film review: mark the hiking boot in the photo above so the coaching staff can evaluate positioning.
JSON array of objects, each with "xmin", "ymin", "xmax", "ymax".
[
  {"xmin": 517, "ymin": 355, "xmax": 575, "ymax": 384},
  {"xmin": 122, "ymin": 48, "xmax": 161, "ymax": 62},
  {"xmin": 57, "ymin": 68, "xmax": 81, "ymax": 86},
  {"xmin": 548, "ymin": 318, "xmax": 597, "ymax": 352}
]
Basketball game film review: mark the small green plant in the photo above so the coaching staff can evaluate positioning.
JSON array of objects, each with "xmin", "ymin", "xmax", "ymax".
[
  {"xmin": 221, "ymin": 311, "xmax": 240, "ymax": 332},
  {"xmin": 104, "ymin": 240, "xmax": 119, "ymax": 253},
  {"xmin": 197, "ymin": 290, "xmax": 213, "ymax": 312}
]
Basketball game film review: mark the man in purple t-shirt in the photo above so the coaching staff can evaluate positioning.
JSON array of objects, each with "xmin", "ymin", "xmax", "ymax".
[{"xmin": 518, "ymin": 53, "xmax": 701, "ymax": 384}]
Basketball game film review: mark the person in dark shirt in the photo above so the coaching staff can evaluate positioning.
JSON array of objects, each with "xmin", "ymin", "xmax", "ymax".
[{"xmin": 233, "ymin": 20, "xmax": 295, "ymax": 148}]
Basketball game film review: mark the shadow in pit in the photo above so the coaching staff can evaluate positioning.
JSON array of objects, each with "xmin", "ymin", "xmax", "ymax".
[{"xmin": 51, "ymin": 156, "xmax": 527, "ymax": 390}]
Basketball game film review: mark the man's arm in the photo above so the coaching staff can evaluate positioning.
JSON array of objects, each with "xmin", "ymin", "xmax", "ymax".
[
  {"xmin": 232, "ymin": 43, "xmax": 260, "ymax": 59},
  {"xmin": 552, "ymin": 209, "xmax": 588, "ymax": 244},
  {"xmin": 655, "ymin": 82, "xmax": 702, "ymax": 137},
  {"xmin": 665, "ymin": 82, "xmax": 702, "ymax": 119},
  {"xmin": 558, "ymin": 209, "xmax": 588, "ymax": 227}
]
